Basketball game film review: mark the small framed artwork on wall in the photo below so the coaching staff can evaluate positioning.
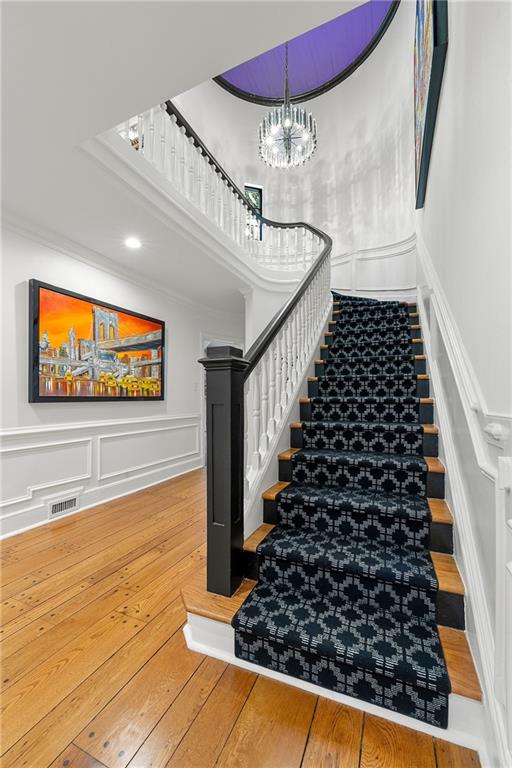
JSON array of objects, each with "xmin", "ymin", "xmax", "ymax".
[
  {"xmin": 29, "ymin": 280, "xmax": 165, "ymax": 402},
  {"xmin": 414, "ymin": 0, "xmax": 448, "ymax": 209}
]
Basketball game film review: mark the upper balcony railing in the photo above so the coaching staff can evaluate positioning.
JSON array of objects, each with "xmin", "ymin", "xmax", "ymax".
[{"xmin": 117, "ymin": 102, "xmax": 323, "ymax": 272}]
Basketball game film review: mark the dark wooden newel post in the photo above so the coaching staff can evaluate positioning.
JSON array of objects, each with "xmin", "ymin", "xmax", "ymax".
[{"xmin": 199, "ymin": 346, "xmax": 249, "ymax": 597}]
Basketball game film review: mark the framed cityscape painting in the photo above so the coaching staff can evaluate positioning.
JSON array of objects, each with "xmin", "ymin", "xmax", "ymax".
[
  {"xmin": 414, "ymin": 0, "xmax": 448, "ymax": 208},
  {"xmin": 29, "ymin": 280, "xmax": 165, "ymax": 402}
]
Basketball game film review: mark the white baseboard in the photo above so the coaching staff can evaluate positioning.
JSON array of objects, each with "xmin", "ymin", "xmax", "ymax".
[{"xmin": 184, "ymin": 613, "xmax": 488, "ymax": 763}]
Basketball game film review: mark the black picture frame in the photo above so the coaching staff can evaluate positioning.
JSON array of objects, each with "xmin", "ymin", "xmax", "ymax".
[
  {"xmin": 29, "ymin": 279, "xmax": 165, "ymax": 403},
  {"xmin": 415, "ymin": 0, "xmax": 448, "ymax": 209}
]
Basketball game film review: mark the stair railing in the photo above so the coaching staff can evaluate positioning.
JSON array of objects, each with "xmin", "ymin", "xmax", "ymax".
[
  {"xmin": 200, "ymin": 239, "xmax": 332, "ymax": 596},
  {"xmin": 117, "ymin": 102, "xmax": 324, "ymax": 272},
  {"xmin": 118, "ymin": 99, "xmax": 332, "ymax": 596}
]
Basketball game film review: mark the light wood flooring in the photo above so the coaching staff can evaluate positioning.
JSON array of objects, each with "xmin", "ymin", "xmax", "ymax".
[{"xmin": 0, "ymin": 469, "xmax": 481, "ymax": 767}]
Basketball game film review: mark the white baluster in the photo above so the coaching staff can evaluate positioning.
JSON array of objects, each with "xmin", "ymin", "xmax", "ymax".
[
  {"xmin": 147, "ymin": 108, "xmax": 156, "ymax": 164},
  {"xmin": 274, "ymin": 333, "xmax": 283, "ymax": 422},
  {"xmin": 267, "ymin": 340, "xmax": 276, "ymax": 439},
  {"xmin": 259, "ymin": 353, "xmax": 269, "ymax": 456},
  {"xmin": 291, "ymin": 310, "xmax": 298, "ymax": 386},
  {"xmin": 209, "ymin": 166, "xmax": 216, "ymax": 219},
  {"xmin": 238, "ymin": 199, "xmax": 245, "ymax": 245},
  {"xmin": 280, "ymin": 327, "xmax": 288, "ymax": 410},
  {"xmin": 244, "ymin": 379, "xmax": 250, "ymax": 496},
  {"xmin": 252, "ymin": 365, "xmax": 262, "ymax": 472},
  {"xmin": 187, "ymin": 136, "xmax": 195, "ymax": 202},
  {"xmin": 286, "ymin": 319, "xmax": 293, "ymax": 398},
  {"xmin": 298, "ymin": 297, "xmax": 305, "ymax": 369}
]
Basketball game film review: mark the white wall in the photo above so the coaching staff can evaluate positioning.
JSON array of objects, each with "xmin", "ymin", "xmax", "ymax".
[
  {"xmin": 416, "ymin": 1, "xmax": 511, "ymax": 419},
  {"xmin": 175, "ymin": 0, "xmax": 416, "ymax": 293},
  {"xmin": 0, "ymin": 227, "xmax": 243, "ymax": 536},
  {"xmin": 415, "ymin": 3, "xmax": 511, "ymax": 764}
]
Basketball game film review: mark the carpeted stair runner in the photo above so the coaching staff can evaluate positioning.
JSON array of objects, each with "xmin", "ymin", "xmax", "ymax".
[{"xmin": 232, "ymin": 293, "xmax": 451, "ymax": 728}]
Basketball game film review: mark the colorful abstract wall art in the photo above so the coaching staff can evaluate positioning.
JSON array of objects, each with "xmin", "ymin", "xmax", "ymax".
[
  {"xmin": 29, "ymin": 280, "xmax": 165, "ymax": 402},
  {"xmin": 414, "ymin": 0, "xmax": 448, "ymax": 208}
]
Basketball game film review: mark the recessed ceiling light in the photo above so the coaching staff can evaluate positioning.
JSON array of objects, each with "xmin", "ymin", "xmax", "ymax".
[{"xmin": 124, "ymin": 236, "xmax": 142, "ymax": 249}]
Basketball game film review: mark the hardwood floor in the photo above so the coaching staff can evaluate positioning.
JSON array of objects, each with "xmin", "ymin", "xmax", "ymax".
[{"xmin": 0, "ymin": 469, "xmax": 481, "ymax": 768}]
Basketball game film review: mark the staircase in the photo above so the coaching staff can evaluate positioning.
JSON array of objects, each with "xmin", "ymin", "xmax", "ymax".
[{"xmin": 230, "ymin": 293, "xmax": 468, "ymax": 729}]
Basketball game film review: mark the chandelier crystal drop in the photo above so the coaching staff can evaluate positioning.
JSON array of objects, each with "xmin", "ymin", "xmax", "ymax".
[{"xmin": 258, "ymin": 43, "xmax": 317, "ymax": 169}]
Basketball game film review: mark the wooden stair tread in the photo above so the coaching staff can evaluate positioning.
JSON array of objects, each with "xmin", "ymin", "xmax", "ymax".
[
  {"xmin": 420, "ymin": 397, "xmax": 434, "ymax": 404},
  {"xmin": 290, "ymin": 422, "xmax": 302, "ymax": 429},
  {"xmin": 438, "ymin": 626, "xmax": 482, "ymax": 701},
  {"xmin": 244, "ymin": 524, "xmax": 275, "ymax": 553},
  {"xmin": 278, "ymin": 448, "xmax": 301, "ymax": 461},
  {"xmin": 262, "ymin": 481, "xmax": 290, "ymax": 501},
  {"xmin": 181, "ymin": 569, "xmax": 256, "ymax": 625},
  {"xmin": 425, "ymin": 457, "xmax": 445, "ymax": 474},
  {"xmin": 431, "ymin": 552, "xmax": 464, "ymax": 595},
  {"xmin": 434, "ymin": 738, "xmax": 481, "ymax": 767},
  {"xmin": 308, "ymin": 376, "xmax": 318, "ymax": 382},
  {"xmin": 300, "ymin": 397, "xmax": 312, "ymax": 404},
  {"xmin": 417, "ymin": 374, "xmax": 430, "ymax": 380},
  {"xmin": 428, "ymin": 499, "xmax": 453, "ymax": 525},
  {"xmin": 412, "ymin": 338, "xmax": 424, "ymax": 343},
  {"xmin": 415, "ymin": 354, "xmax": 426, "ymax": 360}
]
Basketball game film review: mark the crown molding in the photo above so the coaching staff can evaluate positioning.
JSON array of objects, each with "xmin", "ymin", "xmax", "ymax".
[{"xmin": 2, "ymin": 209, "xmax": 242, "ymax": 327}]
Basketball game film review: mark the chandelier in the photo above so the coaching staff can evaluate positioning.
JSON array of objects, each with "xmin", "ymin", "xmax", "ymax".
[{"xmin": 258, "ymin": 42, "xmax": 317, "ymax": 169}]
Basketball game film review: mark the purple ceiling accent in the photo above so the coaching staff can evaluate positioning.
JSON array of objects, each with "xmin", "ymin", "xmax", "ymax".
[{"xmin": 219, "ymin": 1, "xmax": 394, "ymax": 99}]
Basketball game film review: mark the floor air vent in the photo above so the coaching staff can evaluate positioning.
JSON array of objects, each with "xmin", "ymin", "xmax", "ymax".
[{"xmin": 49, "ymin": 495, "xmax": 79, "ymax": 518}]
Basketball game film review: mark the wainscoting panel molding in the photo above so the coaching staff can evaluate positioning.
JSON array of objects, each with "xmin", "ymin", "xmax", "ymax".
[
  {"xmin": 0, "ymin": 414, "xmax": 202, "ymax": 538},
  {"xmin": 1, "ymin": 438, "xmax": 92, "ymax": 507},
  {"xmin": 331, "ymin": 233, "xmax": 417, "ymax": 295},
  {"xmin": 98, "ymin": 423, "xmax": 200, "ymax": 481}
]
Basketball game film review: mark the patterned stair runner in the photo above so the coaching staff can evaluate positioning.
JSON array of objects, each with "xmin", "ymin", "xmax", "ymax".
[{"xmin": 232, "ymin": 293, "xmax": 452, "ymax": 728}]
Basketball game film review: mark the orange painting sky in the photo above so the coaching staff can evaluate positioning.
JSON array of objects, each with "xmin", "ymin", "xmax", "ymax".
[{"xmin": 39, "ymin": 288, "xmax": 162, "ymax": 351}]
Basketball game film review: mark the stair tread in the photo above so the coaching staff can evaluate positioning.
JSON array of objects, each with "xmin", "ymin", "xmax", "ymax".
[
  {"xmin": 428, "ymin": 499, "xmax": 453, "ymax": 525},
  {"xmin": 276, "ymin": 482, "xmax": 430, "ymax": 522},
  {"xmin": 311, "ymin": 395, "xmax": 422, "ymax": 403},
  {"xmin": 431, "ymin": 552, "xmax": 464, "ymax": 595},
  {"xmin": 317, "ymin": 373, "xmax": 425, "ymax": 382},
  {"xmin": 298, "ymin": 420, "xmax": 427, "ymax": 433},
  {"xmin": 258, "ymin": 527, "xmax": 438, "ymax": 592},
  {"xmin": 244, "ymin": 523, "xmax": 275, "ymax": 554},
  {"xmin": 289, "ymin": 448, "xmax": 428, "ymax": 469},
  {"xmin": 438, "ymin": 626, "xmax": 481, "ymax": 701},
  {"xmin": 233, "ymin": 582, "xmax": 451, "ymax": 693},
  {"xmin": 262, "ymin": 481, "xmax": 290, "ymax": 500},
  {"xmin": 182, "ymin": 569, "xmax": 256, "ymax": 624}
]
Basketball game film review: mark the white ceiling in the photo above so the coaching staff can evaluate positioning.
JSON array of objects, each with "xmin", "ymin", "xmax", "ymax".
[{"xmin": 1, "ymin": 0, "xmax": 362, "ymax": 314}]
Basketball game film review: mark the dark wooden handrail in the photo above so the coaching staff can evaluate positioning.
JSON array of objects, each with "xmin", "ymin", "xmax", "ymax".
[
  {"xmin": 244, "ymin": 237, "xmax": 331, "ymax": 376},
  {"xmin": 167, "ymin": 97, "xmax": 333, "ymax": 596},
  {"xmin": 165, "ymin": 100, "xmax": 332, "ymax": 377}
]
